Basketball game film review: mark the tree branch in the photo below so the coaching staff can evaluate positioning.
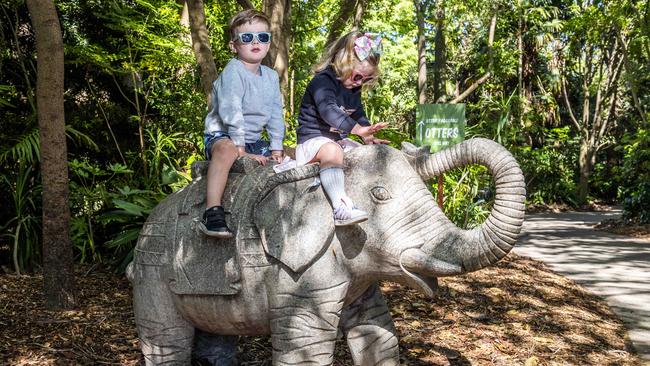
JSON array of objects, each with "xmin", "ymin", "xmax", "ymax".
[
  {"xmin": 450, "ymin": 72, "xmax": 490, "ymax": 103},
  {"xmin": 617, "ymin": 33, "xmax": 647, "ymax": 124},
  {"xmin": 236, "ymin": 0, "xmax": 254, "ymax": 10},
  {"xmin": 448, "ymin": 10, "xmax": 497, "ymax": 103},
  {"xmin": 326, "ymin": 0, "xmax": 366, "ymax": 46},
  {"xmin": 561, "ymin": 76, "xmax": 581, "ymax": 130}
]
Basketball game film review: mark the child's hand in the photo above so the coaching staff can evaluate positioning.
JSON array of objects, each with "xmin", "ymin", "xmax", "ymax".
[
  {"xmin": 362, "ymin": 135, "xmax": 390, "ymax": 145},
  {"xmin": 238, "ymin": 147, "xmax": 268, "ymax": 166},
  {"xmin": 351, "ymin": 123, "xmax": 386, "ymax": 139},
  {"xmin": 247, "ymin": 154, "xmax": 268, "ymax": 165},
  {"xmin": 270, "ymin": 150, "xmax": 284, "ymax": 163}
]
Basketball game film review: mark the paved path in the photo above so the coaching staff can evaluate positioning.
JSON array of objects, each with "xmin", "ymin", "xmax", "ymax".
[{"xmin": 514, "ymin": 209, "xmax": 650, "ymax": 361}]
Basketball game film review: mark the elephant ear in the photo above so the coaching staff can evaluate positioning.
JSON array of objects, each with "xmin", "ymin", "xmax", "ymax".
[{"xmin": 254, "ymin": 179, "xmax": 335, "ymax": 273}]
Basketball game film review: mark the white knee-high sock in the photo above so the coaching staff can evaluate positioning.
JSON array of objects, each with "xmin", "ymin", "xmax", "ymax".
[{"xmin": 319, "ymin": 166, "xmax": 350, "ymax": 209}]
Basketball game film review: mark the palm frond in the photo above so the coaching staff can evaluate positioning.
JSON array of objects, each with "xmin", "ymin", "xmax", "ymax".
[
  {"xmin": 0, "ymin": 128, "xmax": 40, "ymax": 164},
  {"xmin": 65, "ymin": 125, "xmax": 99, "ymax": 151}
]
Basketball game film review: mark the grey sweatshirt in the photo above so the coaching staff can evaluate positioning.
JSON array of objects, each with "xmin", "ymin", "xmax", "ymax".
[{"xmin": 204, "ymin": 58, "xmax": 285, "ymax": 151}]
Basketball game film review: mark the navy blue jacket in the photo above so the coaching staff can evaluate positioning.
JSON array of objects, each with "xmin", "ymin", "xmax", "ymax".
[{"xmin": 296, "ymin": 67, "xmax": 370, "ymax": 144}]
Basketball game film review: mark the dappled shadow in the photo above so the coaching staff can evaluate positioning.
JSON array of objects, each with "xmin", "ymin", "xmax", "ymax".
[
  {"xmin": 379, "ymin": 253, "xmax": 641, "ymax": 365},
  {"xmin": 1, "ymin": 257, "xmax": 642, "ymax": 365},
  {"xmin": 515, "ymin": 211, "xmax": 650, "ymax": 358}
]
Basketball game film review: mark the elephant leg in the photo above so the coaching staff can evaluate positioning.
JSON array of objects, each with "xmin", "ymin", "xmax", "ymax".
[
  {"xmin": 339, "ymin": 284, "xmax": 399, "ymax": 366},
  {"xmin": 192, "ymin": 329, "xmax": 238, "ymax": 366},
  {"xmin": 133, "ymin": 265, "xmax": 194, "ymax": 365},
  {"xmin": 268, "ymin": 257, "xmax": 350, "ymax": 365}
]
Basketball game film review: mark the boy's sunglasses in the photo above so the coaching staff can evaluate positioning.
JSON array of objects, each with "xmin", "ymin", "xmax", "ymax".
[{"xmin": 235, "ymin": 32, "xmax": 272, "ymax": 44}]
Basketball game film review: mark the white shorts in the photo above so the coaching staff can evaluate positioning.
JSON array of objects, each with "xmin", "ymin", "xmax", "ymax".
[{"xmin": 295, "ymin": 137, "xmax": 362, "ymax": 166}]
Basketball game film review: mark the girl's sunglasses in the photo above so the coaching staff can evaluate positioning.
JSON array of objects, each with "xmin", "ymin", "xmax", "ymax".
[
  {"xmin": 351, "ymin": 71, "xmax": 375, "ymax": 84},
  {"xmin": 235, "ymin": 32, "xmax": 272, "ymax": 44}
]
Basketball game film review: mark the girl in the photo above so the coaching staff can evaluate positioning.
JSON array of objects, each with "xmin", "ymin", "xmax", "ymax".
[{"xmin": 296, "ymin": 31, "xmax": 388, "ymax": 226}]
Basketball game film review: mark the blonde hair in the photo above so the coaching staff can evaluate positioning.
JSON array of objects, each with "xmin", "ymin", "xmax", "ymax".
[
  {"xmin": 313, "ymin": 31, "xmax": 381, "ymax": 85},
  {"xmin": 228, "ymin": 9, "xmax": 270, "ymax": 40}
]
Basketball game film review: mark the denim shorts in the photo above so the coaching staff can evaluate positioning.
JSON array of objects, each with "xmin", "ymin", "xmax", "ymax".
[{"xmin": 204, "ymin": 132, "xmax": 271, "ymax": 160}]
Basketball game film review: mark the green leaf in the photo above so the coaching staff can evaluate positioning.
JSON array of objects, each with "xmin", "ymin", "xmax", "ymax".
[{"xmin": 112, "ymin": 199, "xmax": 147, "ymax": 216}]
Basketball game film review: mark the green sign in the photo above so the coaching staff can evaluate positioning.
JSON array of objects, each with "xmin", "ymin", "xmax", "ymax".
[{"xmin": 415, "ymin": 104, "xmax": 465, "ymax": 153}]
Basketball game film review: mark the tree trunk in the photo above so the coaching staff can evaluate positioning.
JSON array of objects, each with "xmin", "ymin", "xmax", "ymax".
[
  {"xmin": 561, "ymin": 30, "xmax": 624, "ymax": 206},
  {"xmin": 351, "ymin": 0, "xmax": 364, "ymax": 30},
  {"xmin": 187, "ymin": 0, "xmax": 218, "ymax": 108},
  {"xmin": 289, "ymin": 68, "xmax": 295, "ymax": 116},
  {"xmin": 517, "ymin": 8, "xmax": 523, "ymax": 127},
  {"xmin": 264, "ymin": 0, "xmax": 291, "ymax": 101},
  {"xmin": 25, "ymin": 0, "xmax": 76, "ymax": 311},
  {"xmin": 577, "ymin": 138, "xmax": 591, "ymax": 205},
  {"xmin": 415, "ymin": 0, "xmax": 427, "ymax": 104},
  {"xmin": 433, "ymin": 1, "xmax": 446, "ymax": 102},
  {"xmin": 326, "ymin": 0, "xmax": 367, "ymax": 46}
]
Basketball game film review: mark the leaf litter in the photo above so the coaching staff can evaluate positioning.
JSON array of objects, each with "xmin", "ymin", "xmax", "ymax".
[{"xmin": 0, "ymin": 254, "xmax": 644, "ymax": 365}]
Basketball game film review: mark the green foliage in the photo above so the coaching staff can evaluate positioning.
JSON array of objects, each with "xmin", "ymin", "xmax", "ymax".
[
  {"xmin": 1, "ymin": 0, "xmax": 648, "ymax": 271},
  {"xmin": 0, "ymin": 84, "xmax": 15, "ymax": 108},
  {"xmin": 438, "ymin": 165, "xmax": 493, "ymax": 229},
  {"xmin": 67, "ymin": 126, "xmax": 192, "ymax": 271},
  {"xmin": 143, "ymin": 127, "xmax": 192, "ymax": 189},
  {"xmin": 0, "ymin": 127, "xmax": 40, "ymax": 165},
  {"xmin": 68, "ymin": 159, "xmax": 127, "ymax": 263},
  {"xmin": 0, "ymin": 163, "xmax": 41, "ymax": 274},
  {"xmin": 619, "ymin": 128, "xmax": 650, "ymax": 223},
  {"xmin": 99, "ymin": 186, "xmax": 163, "ymax": 272},
  {"xmin": 515, "ymin": 127, "xmax": 578, "ymax": 206}
]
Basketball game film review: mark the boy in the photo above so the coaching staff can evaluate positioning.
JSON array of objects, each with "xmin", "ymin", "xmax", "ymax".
[{"xmin": 200, "ymin": 9, "xmax": 285, "ymax": 238}]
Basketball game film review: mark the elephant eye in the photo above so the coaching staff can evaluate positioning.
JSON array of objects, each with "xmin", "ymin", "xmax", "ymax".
[{"xmin": 371, "ymin": 186, "xmax": 392, "ymax": 201}]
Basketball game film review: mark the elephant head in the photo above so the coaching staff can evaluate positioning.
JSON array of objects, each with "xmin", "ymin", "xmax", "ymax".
[
  {"xmin": 252, "ymin": 137, "xmax": 525, "ymax": 297},
  {"xmin": 395, "ymin": 138, "xmax": 526, "ymax": 295}
]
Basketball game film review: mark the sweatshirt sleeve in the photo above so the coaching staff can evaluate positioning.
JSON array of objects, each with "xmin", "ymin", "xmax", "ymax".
[
  {"xmin": 352, "ymin": 99, "xmax": 370, "ymax": 126},
  {"xmin": 312, "ymin": 78, "xmax": 359, "ymax": 134},
  {"xmin": 216, "ymin": 67, "xmax": 246, "ymax": 146},
  {"xmin": 267, "ymin": 71, "xmax": 285, "ymax": 151}
]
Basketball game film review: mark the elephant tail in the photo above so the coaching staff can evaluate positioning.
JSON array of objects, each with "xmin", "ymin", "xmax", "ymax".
[{"xmin": 125, "ymin": 261, "xmax": 134, "ymax": 282}]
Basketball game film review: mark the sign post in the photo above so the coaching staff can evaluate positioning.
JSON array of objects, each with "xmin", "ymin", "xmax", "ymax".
[{"xmin": 415, "ymin": 104, "xmax": 465, "ymax": 207}]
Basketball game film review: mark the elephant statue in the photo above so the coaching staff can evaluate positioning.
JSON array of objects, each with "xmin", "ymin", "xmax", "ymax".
[{"xmin": 128, "ymin": 138, "xmax": 526, "ymax": 365}]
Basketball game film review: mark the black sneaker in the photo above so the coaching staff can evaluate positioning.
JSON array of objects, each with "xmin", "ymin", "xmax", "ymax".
[{"xmin": 199, "ymin": 206, "xmax": 234, "ymax": 238}]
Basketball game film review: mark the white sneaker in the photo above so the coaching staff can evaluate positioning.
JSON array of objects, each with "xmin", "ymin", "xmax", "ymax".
[{"xmin": 333, "ymin": 201, "xmax": 368, "ymax": 226}]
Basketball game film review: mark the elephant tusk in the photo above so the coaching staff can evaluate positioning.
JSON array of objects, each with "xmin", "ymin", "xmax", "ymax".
[
  {"xmin": 400, "ymin": 248, "xmax": 463, "ymax": 277},
  {"xmin": 399, "ymin": 249, "xmax": 456, "ymax": 297}
]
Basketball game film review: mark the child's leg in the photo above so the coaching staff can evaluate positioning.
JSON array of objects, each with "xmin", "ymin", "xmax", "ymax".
[
  {"xmin": 312, "ymin": 141, "xmax": 344, "ymax": 168},
  {"xmin": 202, "ymin": 139, "xmax": 238, "ymax": 238},
  {"xmin": 206, "ymin": 139, "xmax": 238, "ymax": 208},
  {"xmin": 312, "ymin": 142, "xmax": 368, "ymax": 226},
  {"xmin": 313, "ymin": 142, "xmax": 346, "ymax": 204}
]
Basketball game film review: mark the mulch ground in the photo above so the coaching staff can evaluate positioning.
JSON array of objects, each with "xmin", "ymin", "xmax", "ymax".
[{"xmin": 1, "ymin": 253, "xmax": 645, "ymax": 366}]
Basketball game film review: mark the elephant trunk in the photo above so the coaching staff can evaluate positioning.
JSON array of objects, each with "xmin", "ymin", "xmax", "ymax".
[{"xmin": 401, "ymin": 138, "xmax": 526, "ymax": 274}]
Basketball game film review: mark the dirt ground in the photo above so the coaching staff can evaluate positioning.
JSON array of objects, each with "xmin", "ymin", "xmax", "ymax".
[{"xmin": 0, "ymin": 253, "xmax": 645, "ymax": 366}]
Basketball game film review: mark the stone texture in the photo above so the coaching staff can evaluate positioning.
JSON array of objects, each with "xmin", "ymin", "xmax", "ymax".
[{"xmin": 129, "ymin": 138, "xmax": 527, "ymax": 365}]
